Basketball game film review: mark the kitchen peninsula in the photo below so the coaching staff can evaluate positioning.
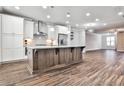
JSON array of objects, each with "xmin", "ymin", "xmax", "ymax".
[{"xmin": 27, "ymin": 45, "xmax": 85, "ymax": 74}]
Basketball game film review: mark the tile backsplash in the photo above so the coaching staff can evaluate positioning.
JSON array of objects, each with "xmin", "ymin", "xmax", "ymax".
[{"xmin": 32, "ymin": 36, "xmax": 47, "ymax": 46}]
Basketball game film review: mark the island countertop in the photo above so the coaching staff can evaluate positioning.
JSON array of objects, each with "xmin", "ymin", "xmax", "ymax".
[{"xmin": 27, "ymin": 45, "xmax": 85, "ymax": 49}]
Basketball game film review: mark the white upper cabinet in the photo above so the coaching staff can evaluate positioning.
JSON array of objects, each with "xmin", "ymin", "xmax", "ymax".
[
  {"xmin": 14, "ymin": 35, "xmax": 23, "ymax": 48},
  {"xmin": 14, "ymin": 18, "xmax": 23, "ymax": 35},
  {"xmin": 24, "ymin": 20, "xmax": 34, "ymax": 39},
  {"xmin": 48, "ymin": 26, "xmax": 56, "ymax": 39},
  {"xmin": 34, "ymin": 22, "xmax": 38, "ymax": 34},
  {"xmin": 13, "ymin": 48, "xmax": 24, "ymax": 60},
  {"xmin": 56, "ymin": 25, "xmax": 68, "ymax": 34},
  {"xmin": 2, "ymin": 34, "xmax": 14, "ymax": 49},
  {"xmin": 1, "ymin": 14, "xmax": 24, "ymax": 62},
  {"xmin": 2, "ymin": 14, "xmax": 24, "ymax": 34},
  {"xmin": 0, "ymin": 14, "xmax": 2, "ymax": 63}
]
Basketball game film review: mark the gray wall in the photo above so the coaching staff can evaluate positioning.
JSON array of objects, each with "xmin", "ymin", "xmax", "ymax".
[{"xmin": 86, "ymin": 32, "xmax": 102, "ymax": 51}]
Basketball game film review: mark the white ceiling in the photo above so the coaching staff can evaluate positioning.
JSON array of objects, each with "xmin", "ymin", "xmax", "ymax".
[{"xmin": 1, "ymin": 6, "xmax": 124, "ymax": 33}]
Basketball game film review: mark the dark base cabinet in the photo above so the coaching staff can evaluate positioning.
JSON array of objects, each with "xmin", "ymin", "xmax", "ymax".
[
  {"xmin": 38, "ymin": 49, "xmax": 58, "ymax": 71},
  {"xmin": 27, "ymin": 46, "xmax": 85, "ymax": 74}
]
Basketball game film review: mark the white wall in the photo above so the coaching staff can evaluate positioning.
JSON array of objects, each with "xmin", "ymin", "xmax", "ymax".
[
  {"xmin": 101, "ymin": 34, "xmax": 116, "ymax": 49},
  {"xmin": 69, "ymin": 28, "xmax": 85, "ymax": 46},
  {"xmin": 86, "ymin": 32, "xmax": 102, "ymax": 51}
]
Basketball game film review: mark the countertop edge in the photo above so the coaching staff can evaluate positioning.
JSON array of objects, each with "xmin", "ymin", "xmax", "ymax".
[{"xmin": 27, "ymin": 45, "xmax": 86, "ymax": 49}]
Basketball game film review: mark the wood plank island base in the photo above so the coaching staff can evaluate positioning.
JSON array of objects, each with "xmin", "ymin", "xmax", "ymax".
[{"xmin": 27, "ymin": 46, "xmax": 85, "ymax": 74}]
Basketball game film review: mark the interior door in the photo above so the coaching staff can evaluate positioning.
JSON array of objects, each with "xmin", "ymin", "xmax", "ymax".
[{"xmin": 117, "ymin": 32, "xmax": 124, "ymax": 52}]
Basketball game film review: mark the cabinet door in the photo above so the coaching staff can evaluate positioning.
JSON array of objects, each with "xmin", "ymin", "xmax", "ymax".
[
  {"xmin": 38, "ymin": 50, "xmax": 46, "ymax": 70},
  {"xmin": 2, "ymin": 34, "xmax": 14, "ymax": 49},
  {"xmin": 2, "ymin": 49, "xmax": 14, "ymax": 62},
  {"xmin": 64, "ymin": 48, "xmax": 71, "ymax": 64},
  {"xmin": 0, "ymin": 15, "xmax": 1, "ymax": 63},
  {"xmin": 2, "ymin": 48, "xmax": 24, "ymax": 62},
  {"xmin": 39, "ymin": 22, "xmax": 48, "ymax": 34},
  {"xmin": 14, "ymin": 17, "xmax": 24, "ymax": 35},
  {"xmin": 2, "ymin": 14, "xmax": 23, "ymax": 34},
  {"xmin": 59, "ymin": 49, "xmax": 65, "ymax": 64},
  {"xmin": 24, "ymin": 20, "xmax": 34, "ymax": 39},
  {"xmin": 72, "ymin": 48, "xmax": 82, "ymax": 61},
  {"xmin": 34, "ymin": 22, "xmax": 38, "ymax": 34},
  {"xmin": 14, "ymin": 35, "xmax": 23, "ymax": 48},
  {"xmin": 13, "ymin": 48, "xmax": 24, "ymax": 60},
  {"xmin": 1, "ymin": 14, "xmax": 24, "ymax": 62}
]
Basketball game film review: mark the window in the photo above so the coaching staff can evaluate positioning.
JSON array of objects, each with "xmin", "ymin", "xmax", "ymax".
[{"xmin": 106, "ymin": 36, "xmax": 115, "ymax": 46}]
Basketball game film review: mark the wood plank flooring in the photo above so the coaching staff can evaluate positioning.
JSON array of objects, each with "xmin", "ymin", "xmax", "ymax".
[{"xmin": 1, "ymin": 50, "xmax": 124, "ymax": 86}]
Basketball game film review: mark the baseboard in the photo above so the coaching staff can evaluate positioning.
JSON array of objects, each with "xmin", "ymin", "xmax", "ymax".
[
  {"xmin": 102, "ymin": 48, "xmax": 116, "ymax": 50},
  {"xmin": 0, "ymin": 59, "xmax": 27, "ymax": 65},
  {"xmin": 117, "ymin": 50, "xmax": 124, "ymax": 52},
  {"xmin": 85, "ymin": 49, "xmax": 101, "ymax": 52}
]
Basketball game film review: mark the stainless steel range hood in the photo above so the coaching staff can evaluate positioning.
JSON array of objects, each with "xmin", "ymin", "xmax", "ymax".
[
  {"xmin": 34, "ymin": 32, "xmax": 47, "ymax": 36},
  {"xmin": 38, "ymin": 21, "xmax": 47, "ymax": 35},
  {"xmin": 34, "ymin": 21, "xmax": 48, "ymax": 36}
]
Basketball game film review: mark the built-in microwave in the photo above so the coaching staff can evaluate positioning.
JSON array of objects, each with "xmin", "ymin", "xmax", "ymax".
[{"xmin": 58, "ymin": 34, "xmax": 68, "ymax": 46}]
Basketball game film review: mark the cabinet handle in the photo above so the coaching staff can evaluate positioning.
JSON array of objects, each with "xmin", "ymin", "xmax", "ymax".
[
  {"xmin": 55, "ymin": 48, "xmax": 59, "ymax": 55},
  {"xmin": 81, "ymin": 47, "xmax": 84, "ymax": 52},
  {"xmin": 34, "ymin": 49, "xmax": 38, "ymax": 55},
  {"xmin": 71, "ymin": 47, "xmax": 74, "ymax": 53}
]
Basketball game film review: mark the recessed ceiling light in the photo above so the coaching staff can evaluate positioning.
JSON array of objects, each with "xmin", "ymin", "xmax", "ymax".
[
  {"xmin": 50, "ymin": 27, "xmax": 55, "ymax": 31},
  {"xmin": 103, "ymin": 23, "xmax": 107, "ymax": 26},
  {"xmin": 39, "ymin": 37, "xmax": 42, "ymax": 39},
  {"xmin": 47, "ymin": 15, "xmax": 51, "ymax": 19},
  {"xmin": 95, "ymin": 18, "xmax": 100, "ymax": 21},
  {"xmin": 36, "ymin": 32, "xmax": 40, "ymax": 35},
  {"xmin": 66, "ymin": 12, "xmax": 71, "ymax": 18},
  {"xmin": 84, "ymin": 23, "xmax": 96, "ymax": 27},
  {"xmin": 42, "ymin": 6, "xmax": 47, "ymax": 9},
  {"xmin": 67, "ymin": 31, "xmax": 70, "ymax": 34},
  {"xmin": 88, "ymin": 29, "xmax": 94, "ymax": 32},
  {"xmin": 14, "ymin": 6, "xmax": 20, "ymax": 10},
  {"xmin": 86, "ymin": 13, "xmax": 91, "ymax": 16},
  {"xmin": 118, "ymin": 12, "xmax": 123, "ymax": 16},
  {"xmin": 76, "ymin": 24, "xmax": 79, "ymax": 27},
  {"xmin": 66, "ymin": 21, "xmax": 69, "ymax": 24}
]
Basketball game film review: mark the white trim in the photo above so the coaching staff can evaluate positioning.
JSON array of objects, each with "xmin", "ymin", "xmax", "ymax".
[
  {"xmin": 117, "ymin": 50, "xmax": 124, "ymax": 52},
  {"xmin": 0, "ymin": 58, "xmax": 27, "ymax": 64},
  {"xmin": 85, "ymin": 48, "xmax": 101, "ymax": 52}
]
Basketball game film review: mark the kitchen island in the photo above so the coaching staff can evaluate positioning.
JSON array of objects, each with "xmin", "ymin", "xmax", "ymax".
[{"xmin": 27, "ymin": 46, "xmax": 85, "ymax": 74}]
